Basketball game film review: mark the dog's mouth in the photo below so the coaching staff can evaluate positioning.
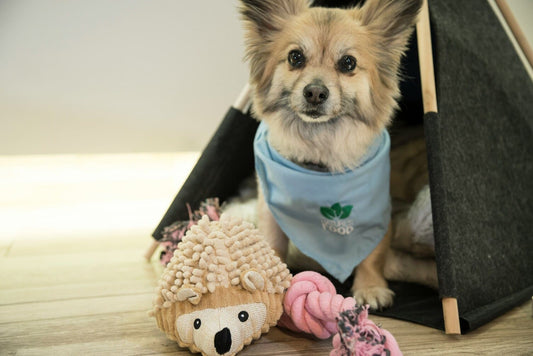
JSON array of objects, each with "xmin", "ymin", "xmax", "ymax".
[
  {"xmin": 303, "ymin": 110, "xmax": 323, "ymax": 119},
  {"xmin": 296, "ymin": 109, "xmax": 335, "ymax": 123},
  {"xmin": 298, "ymin": 109, "xmax": 339, "ymax": 123}
]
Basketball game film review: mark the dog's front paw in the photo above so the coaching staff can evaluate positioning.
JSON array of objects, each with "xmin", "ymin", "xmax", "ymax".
[{"xmin": 353, "ymin": 286, "xmax": 395, "ymax": 310}]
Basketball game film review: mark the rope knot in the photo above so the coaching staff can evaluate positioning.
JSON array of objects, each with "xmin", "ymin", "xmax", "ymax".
[{"xmin": 278, "ymin": 271, "xmax": 356, "ymax": 339}]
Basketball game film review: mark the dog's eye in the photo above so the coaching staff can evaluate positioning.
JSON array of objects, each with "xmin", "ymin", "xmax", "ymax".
[
  {"xmin": 238, "ymin": 311, "xmax": 249, "ymax": 322},
  {"xmin": 338, "ymin": 55, "xmax": 357, "ymax": 73},
  {"xmin": 193, "ymin": 318, "xmax": 201, "ymax": 330},
  {"xmin": 288, "ymin": 50, "xmax": 306, "ymax": 69}
]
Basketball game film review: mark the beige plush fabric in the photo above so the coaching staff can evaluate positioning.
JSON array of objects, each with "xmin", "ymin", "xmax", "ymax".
[{"xmin": 151, "ymin": 214, "xmax": 291, "ymax": 356}]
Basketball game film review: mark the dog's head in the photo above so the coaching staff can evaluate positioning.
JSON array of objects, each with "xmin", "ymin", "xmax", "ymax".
[{"xmin": 240, "ymin": 0, "xmax": 422, "ymax": 171}]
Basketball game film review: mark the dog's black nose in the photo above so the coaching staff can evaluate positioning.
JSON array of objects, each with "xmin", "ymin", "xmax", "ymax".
[
  {"xmin": 214, "ymin": 327, "xmax": 232, "ymax": 355},
  {"xmin": 303, "ymin": 84, "xmax": 329, "ymax": 105}
]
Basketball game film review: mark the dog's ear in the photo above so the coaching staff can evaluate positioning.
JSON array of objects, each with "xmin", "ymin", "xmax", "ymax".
[
  {"xmin": 240, "ymin": 0, "xmax": 310, "ymax": 38},
  {"xmin": 357, "ymin": 0, "xmax": 422, "ymax": 49},
  {"xmin": 240, "ymin": 0, "xmax": 311, "ymax": 89}
]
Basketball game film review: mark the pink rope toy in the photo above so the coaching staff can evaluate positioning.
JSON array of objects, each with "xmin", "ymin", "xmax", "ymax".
[{"xmin": 279, "ymin": 271, "xmax": 402, "ymax": 356}]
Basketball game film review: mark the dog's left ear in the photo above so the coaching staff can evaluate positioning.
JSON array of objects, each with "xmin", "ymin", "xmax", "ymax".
[{"xmin": 358, "ymin": 0, "xmax": 423, "ymax": 49}]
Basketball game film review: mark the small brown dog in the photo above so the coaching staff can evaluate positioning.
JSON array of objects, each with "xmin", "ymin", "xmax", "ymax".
[{"xmin": 240, "ymin": 0, "xmax": 424, "ymax": 309}]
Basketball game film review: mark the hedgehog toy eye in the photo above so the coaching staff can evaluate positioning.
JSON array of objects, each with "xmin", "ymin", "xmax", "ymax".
[
  {"xmin": 194, "ymin": 318, "xmax": 201, "ymax": 330},
  {"xmin": 238, "ymin": 311, "xmax": 249, "ymax": 322}
]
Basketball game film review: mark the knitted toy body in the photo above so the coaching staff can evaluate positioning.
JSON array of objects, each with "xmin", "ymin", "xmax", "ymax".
[{"xmin": 151, "ymin": 214, "xmax": 292, "ymax": 356}]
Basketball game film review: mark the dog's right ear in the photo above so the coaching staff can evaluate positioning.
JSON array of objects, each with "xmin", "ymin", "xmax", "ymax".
[
  {"xmin": 240, "ymin": 0, "xmax": 310, "ymax": 90},
  {"xmin": 240, "ymin": 0, "xmax": 310, "ymax": 38}
]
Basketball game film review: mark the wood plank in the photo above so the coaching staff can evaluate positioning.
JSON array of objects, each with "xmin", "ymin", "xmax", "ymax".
[
  {"xmin": 0, "ymin": 310, "xmax": 180, "ymax": 355},
  {"xmin": 1, "ymin": 303, "xmax": 531, "ymax": 356},
  {"xmin": 0, "ymin": 293, "xmax": 152, "ymax": 324},
  {"xmin": 378, "ymin": 303, "xmax": 533, "ymax": 355},
  {"xmin": 0, "ymin": 310, "xmax": 332, "ymax": 356},
  {"xmin": 0, "ymin": 278, "xmax": 155, "ymax": 305},
  {"xmin": 1, "ymin": 153, "xmax": 532, "ymax": 355},
  {"xmin": 0, "ymin": 251, "xmax": 163, "ymax": 290}
]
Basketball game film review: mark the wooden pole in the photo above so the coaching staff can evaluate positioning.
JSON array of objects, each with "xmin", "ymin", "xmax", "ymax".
[
  {"xmin": 233, "ymin": 83, "xmax": 252, "ymax": 111},
  {"xmin": 442, "ymin": 297, "xmax": 462, "ymax": 334},
  {"xmin": 495, "ymin": 0, "xmax": 533, "ymax": 70},
  {"xmin": 416, "ymin": 0, "xmax": 461, "ymax": 335},
  {"xmin": 416, "ymin": 0, "xmax": 438, "ymax": 114},
  {"xmin": 144, "ymin": 241, "xmax": 160, "ymax": 262}
]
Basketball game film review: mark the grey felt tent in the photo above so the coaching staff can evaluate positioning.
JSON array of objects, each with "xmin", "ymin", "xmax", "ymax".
[{"xmin": 148, "ymin": 0, "xmax": 533, "ymax": 334}]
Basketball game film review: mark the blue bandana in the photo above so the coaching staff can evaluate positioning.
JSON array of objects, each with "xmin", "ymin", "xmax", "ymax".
[{"xmin": 254, "ymin": 122, "xmax": 391, "ymax": 282}]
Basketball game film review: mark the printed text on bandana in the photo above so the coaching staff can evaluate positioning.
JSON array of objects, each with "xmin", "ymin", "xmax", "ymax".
[{"xmin": 320, "ymin": 203, "xmax": 354, "ymax": 236}]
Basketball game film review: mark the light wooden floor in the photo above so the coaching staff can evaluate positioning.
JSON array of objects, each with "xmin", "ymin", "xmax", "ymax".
[{"xmin": 0, "ymin": 153, "xmax": 531, "ymax": 355}]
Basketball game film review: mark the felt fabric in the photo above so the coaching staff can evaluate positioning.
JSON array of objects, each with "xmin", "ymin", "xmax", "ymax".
[
  {"xmin": 424, "ymin": 0, "xmax": 533, "ymax": 332},
  {"xmin": 254, "ymin": 121, "xmax": 391, "ymax": 282},
  {"xmin": 152, "ymin": 108, "xmax": 259, "ymax": 240}
]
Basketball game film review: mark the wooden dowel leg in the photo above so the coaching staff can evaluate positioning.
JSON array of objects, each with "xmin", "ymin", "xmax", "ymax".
[
  {"xmin": 442, "ymin": 297, "xmax": 461, "ymax": 334},
  {"xmin": 417, "ymin": 1, "xmax": 461, "ymax": 335},
  {"xmin": 416, "ymin": 0, "xmax": 438, "ymax": 114},
  {"xmin": 144, "ymin": 240, "xmax": 160, "ymax": 261}
]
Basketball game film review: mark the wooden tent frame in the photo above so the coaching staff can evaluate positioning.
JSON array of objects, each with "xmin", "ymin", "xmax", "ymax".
[
  {"xmin": 146, "ymin": 0, "xmax": 531, "ymax": 336},
  {"xmin": 416, "ymin": 0, "xmax": 460, "ymax": 335}
]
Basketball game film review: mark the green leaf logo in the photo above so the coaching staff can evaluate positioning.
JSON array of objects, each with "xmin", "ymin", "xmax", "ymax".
[
  {"xmin": 320, "ymin": 207, "xmax": 336, "ymax": 220},
  {"xmin": 320, "ymin": 203, "xmax": 353, "ymax": 220},
  {"xmin": 339, "ymin": 205, "xmax": 353, "ymax": 219}
]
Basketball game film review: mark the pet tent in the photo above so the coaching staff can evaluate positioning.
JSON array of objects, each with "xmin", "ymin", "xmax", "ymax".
[{"xmin": 149, "ymin": 0, "xmax": 533, "ymax": 334}]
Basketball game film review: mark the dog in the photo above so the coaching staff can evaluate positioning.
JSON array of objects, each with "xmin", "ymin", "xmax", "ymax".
[{"xmin": 240, "ymin": 0, "xmax": 425, "ymax": 309}]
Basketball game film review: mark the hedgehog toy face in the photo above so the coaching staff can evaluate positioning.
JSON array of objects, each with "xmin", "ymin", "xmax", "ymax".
[
  {"xmin": 176, "ymin": 303, "xmax": 267, "ymax": 356},
  {"xmin": 152, "ymin": 215, "xmax": 292, "ymax": 356}
]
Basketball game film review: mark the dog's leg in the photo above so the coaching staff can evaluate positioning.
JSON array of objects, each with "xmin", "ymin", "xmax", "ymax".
[
  {"xmin": 352, "ymin": 223, "xmax": 395, "ymax": 309},
  {"xmin": 384, "ymin": 249, "xmax": 438, "ymax": 289},
  {"xmin": 257, "ymin": 186, "xmax": 289, "ymax": 260}
]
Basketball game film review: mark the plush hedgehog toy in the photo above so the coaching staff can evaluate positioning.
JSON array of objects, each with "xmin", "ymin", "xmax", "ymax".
[{"xmin": 151, "ymin": 214, "xmax": 292, "ymax": 356}]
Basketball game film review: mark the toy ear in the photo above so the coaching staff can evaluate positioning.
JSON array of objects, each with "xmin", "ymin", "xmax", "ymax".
[
  {"xmin": 175, "ymin": 313, "xmax": 193, "ymax": 344},
  {"xmin": 177, "ymin": 287, "xmax": 202, "ymax": 305},
  {"xmin": 241, "ymin": 270, "xmax": 265, "ymax": 292}
]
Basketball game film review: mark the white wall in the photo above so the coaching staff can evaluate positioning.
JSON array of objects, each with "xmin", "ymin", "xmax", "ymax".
[
  {"xmin": 489, "ymin": 0, "xmax": 533, "ymax": 79},
  {"xmin": 0, "ymin": 0, "xmax": 531, "ymax": 155},
  {"xmin": 506, "ymin": 0, "xmax": 533, "ymax": 44},
  {"xmin": 0, "ymin": 0, "xmax": 248, "ymax": 155}
]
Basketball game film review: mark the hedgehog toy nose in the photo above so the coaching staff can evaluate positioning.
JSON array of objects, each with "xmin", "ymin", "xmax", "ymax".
[{"xmin": 214, "ymin": 327, "xmax": 232, "ymax": 355}]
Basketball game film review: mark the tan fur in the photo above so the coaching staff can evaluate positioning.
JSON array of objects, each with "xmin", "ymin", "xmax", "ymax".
[
  {"xmin": 352, "ymin": 224, "xmax": 394, "ymax": 309},
  {"xmin": 390, "ymin": 134, "xmax": 429, "ymax": 203},
  {"xmin": 240, "ymin": 0, "xmax": 424, "ymax": 309}
]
